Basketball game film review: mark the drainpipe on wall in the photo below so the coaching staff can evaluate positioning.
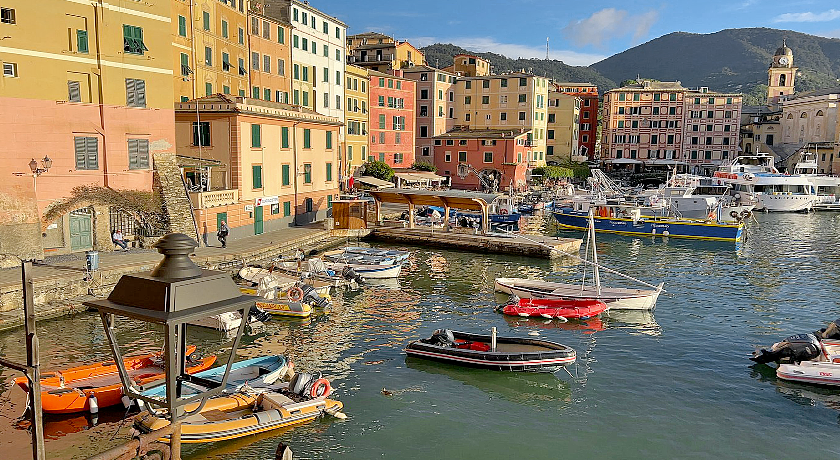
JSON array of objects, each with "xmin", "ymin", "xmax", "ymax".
[
  {"xmin": 292, "ymin": 121, "xmax": 300, "ymax": 226},
  {"xmin": 93, "ymin": 1, "xmax": 108, "ymax": 188}
]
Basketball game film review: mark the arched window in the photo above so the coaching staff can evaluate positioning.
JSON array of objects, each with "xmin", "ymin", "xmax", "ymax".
[
  {"xmin": 800, "ymin": 112, "xmax": 808, "ymax": 118},
  {"xmin": 787, "ymin": 113, "xmax": 794, "ymax": 119},
  {"xmin": 779, "ymin": 74, "xmax": 786, "ymax": 86},
  {"xmin": 816, "ymin": 110, "xmax": 824, "ymax": 116}
]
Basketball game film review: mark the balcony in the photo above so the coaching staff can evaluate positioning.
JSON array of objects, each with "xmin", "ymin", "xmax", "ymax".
[{"xmin": 190, "ymin": 189, "xmax": 238, "ymax": 209}]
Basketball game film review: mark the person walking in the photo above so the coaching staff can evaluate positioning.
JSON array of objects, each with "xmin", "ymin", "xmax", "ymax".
[
  {"xmin": 112, "ymin": 229, "xmax": 129, "ymax": 251},
  {"xmin": 217, "ymin": 221, "xmax": 229, "ymax": 248}
]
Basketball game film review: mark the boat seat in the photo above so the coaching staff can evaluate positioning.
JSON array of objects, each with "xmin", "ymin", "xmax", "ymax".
[
  {"xmin": 260, "ymin": 392, "xmax": 295, "ymax": 411},
  {"xmin": 201, "ymin": 409, "xmax": 230, "ymax": 422}
]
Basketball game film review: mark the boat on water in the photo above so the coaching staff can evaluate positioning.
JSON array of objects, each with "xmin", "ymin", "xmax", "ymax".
[
  {"xmin": 499, "ymin": 297, "xmax": 608, "ymax": 320},
  {"xmin": 751, "ymin": 319, "xmax": 840, "ymax": 386},
  {"xmin": 239, "ymin": 266, "xmax": 334, "ymax": 300},
  {"xmin": 142, "ymin": 355, "xmax": 289, "ymax": 398},
  {"xmin": 15, "ymin": 346, "xmax": 216, "ymax": 414},
  {"xmin": 341, "ymin": 247, "xmax": 411, "ymax": 263},
  {"xmin": 322, "ymin": 249, "xmax": 399, "ymax": 266},
  {"xmin": 791, "ymin": 151, "xmax": 840, "ymax": 211},
  {"xmin": 405, "ymin": 329, "xmax": 576, "ymax": 372},
  {"xmin": 640, "ymin": 173, "xmax": 756, "ymax": 222},
  {"xmin": 712, "ymin": 152, "xmax": 817, "ymax": 212}
]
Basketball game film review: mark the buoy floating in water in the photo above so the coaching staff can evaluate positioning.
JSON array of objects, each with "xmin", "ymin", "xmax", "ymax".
[
  {"xmin": 88, "ymin": 394, "xmax": 99, "ymax": 414},
  {"xmin": 528, "ymin": 331, "xmax": 540, "ymax": 336}
]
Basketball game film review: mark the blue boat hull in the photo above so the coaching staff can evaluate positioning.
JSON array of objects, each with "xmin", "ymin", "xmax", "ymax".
[
  {"xmin": 142, "ymin": 355, "xmax": 288, "ymax": 397},
  {"xmin": 552, "ymin": 209, "xmax": 743, "ymax": 242},
  {"xmin": 428, "ymin": 206, "xmax": 520, "ymax": 224}
]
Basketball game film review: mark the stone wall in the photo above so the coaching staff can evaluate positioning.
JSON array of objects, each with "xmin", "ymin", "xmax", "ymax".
[{"xmin": 154, "ymin": 152, "xmax": 199, "ymax": 241}]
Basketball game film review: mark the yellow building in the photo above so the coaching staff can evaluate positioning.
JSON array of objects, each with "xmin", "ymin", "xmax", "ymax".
[
  {"xmin": 170, "ymin": 0, "xmax": 248, "ymax": 101},
  {"xmin": 444, "ymin": 54, "xmax": 491, "ymax": 77},
  {"xmin": 767, "ymin": 40, "xmax": 797, "ymax": 107},
  {"xmin": 453, "ymin": 73, "xmax": 549, "ymax": 166},
  {"xmin": 347, "ymin": 32, "xmax": 425, "ymax": 72},
  {"xmin": 546, "ymin": 90, "xmax": 581, "ymax": 164},
  {"xmin": 247, "ymin": 3, "xmax": 292, "ymax": 104},
  {"xmin": 344, "ymin": 64, "xmax": 369, "ymax": 175}
]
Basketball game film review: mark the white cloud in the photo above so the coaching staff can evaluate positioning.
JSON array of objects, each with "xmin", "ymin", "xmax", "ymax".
[
  {"xmin": 562, "ymin": 8, "xmax": 658, "ymax": 48},
  {"xmin": 406, "ymin": 36, "xmax": 607, "ymax": 66},
  {"xmin": 774, "ymin": 9, "xmax": 840, "ymax": 22}
]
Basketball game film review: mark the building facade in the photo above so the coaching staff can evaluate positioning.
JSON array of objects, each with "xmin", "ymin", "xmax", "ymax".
[
  {"xmin": 368, "ymin": 71, "xmax": 416, "ymax": 168},
  {"xmin": 247, "ymin": 4, "xmax": 292, "ymax": 104},
  {"xmin": 0, "ymin": 0, "xmax": 177, "ymax": 262},
  {"xmin": 344, "ymin": 64, "xmax": 369, "ymax": 176},
  {"xmin": 453, "ymin": 73, "xmax": 549, "ymax": 167},
  {"xmin": 171, "ymin": 0, "xmax": 248, "ymax": 101},
  {"xmin": 347, "ymin": 32, "xmax": 425, "ymax": 72},
  {"xmin": 601, "ymin": 80, "xmax": 742, "ymax": 174},
  {"xmin": 768, "ymin": 40, "xmax": 797, "ymax": 107},
  {"xmin": 776, "ymin": 87, "xmax": 840, "ymax": 173},
  {"xmin": 175, "ymin": 96, "xmax": 341, "ymax": 242},
  {"xmin": 546, "ymin": 91, "xmax": 581, "ymax": 164},
  {"xmin": 402, "ymin": 65, "xmax": 457, "ymax": 165},
  {"xmin": 433, "ymin": 129, "xmax": 530, "ymax": 191},
  {"xmin": 552, "ymin": 82, "xmax": 598, "ymax": 159},
  {"xmin": 443, "ymin": 54, "xmax": 491, "ymax": 77}
]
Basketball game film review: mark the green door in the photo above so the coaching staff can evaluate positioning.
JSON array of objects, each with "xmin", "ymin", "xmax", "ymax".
[
  {"xmin": 216, "ymin": 212, "xmax": 227, "ymax": 232},
  {"xmin": 254, "ymin": 206, "xmax": 264, "ymax": 235},
  {"xmin": 69, "ymin": 212, "xmax": 92, "ymax": 250}
]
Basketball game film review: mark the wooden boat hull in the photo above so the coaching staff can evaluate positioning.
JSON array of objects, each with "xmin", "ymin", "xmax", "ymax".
[
  {"xmin": 142, "ymin": 356, "xmax": 288, "ymax": 398},
  {"xmin": 502, "ymin": 298, "xmax": 608, "ymax": 319},
  {"xmin": 17, "ymin": 347, "xmax": 216, "ymax": 414},
  {"xmin": 495, "ymin": 278, "xmax": 661, "ymax": 311},
  {"xmin": 405, "ymin": 330, "xmax": 575, "ymax": 372}
]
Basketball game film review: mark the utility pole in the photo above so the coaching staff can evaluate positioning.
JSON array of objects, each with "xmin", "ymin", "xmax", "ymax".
[{"xmin": 546, "ymin": 37, "xmax": 549, "ymax": 60}]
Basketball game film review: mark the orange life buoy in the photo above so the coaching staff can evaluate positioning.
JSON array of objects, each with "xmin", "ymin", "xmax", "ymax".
[
  {"xmin": 499, "ymin": 209, "xmax": 509, "ymax": 215},
  {"xmin": 708, "ymin": 211, "xmax": 717, "ymax": 220},
  {"xmin": 310, "ymin": 378, "xmax": 332, "ymax": 398},
  {"xmin": 287, "ymin": 286, "xmax": 304, "ymax": 302}
]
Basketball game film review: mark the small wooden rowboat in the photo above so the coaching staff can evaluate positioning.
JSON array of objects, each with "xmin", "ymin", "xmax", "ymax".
[
  {"xmin": 501, "ymin": 297, "xmax": 608, "ymax": 320},
  {"xmin": 16, "ymin": 346, "xmax": 216, "ymax": 414},
  {"xmin": 405, "ymin": 329, "xmax": 575, "ymax": 373}
]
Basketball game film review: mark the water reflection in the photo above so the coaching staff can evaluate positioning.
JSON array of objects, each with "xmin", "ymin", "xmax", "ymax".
[
  {"xmin": 502, "ymin": 315, "xmax": 605, "ymax": 334},
  {"xmin": 602, "ymin": 310, "xmax": 661, "ymax": 336}
]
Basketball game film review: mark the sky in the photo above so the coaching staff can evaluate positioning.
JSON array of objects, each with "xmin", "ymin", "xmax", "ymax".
[{"xmin": 314, "ymin": 0, "xmax": 840, "ymax": 66}]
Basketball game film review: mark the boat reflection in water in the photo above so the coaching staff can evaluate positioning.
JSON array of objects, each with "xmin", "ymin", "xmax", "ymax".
[
  {"xmin": 502, "ymin": 314, "xmax": 605, "ymax": 334},
  {"xmin": 750, "ymin": 363, "xmax": 840, "ymax": 423},
  {"xmin": 18, "ymin": 407, "xmax": 132, "ymax": 440},
  {"xmin": 602, "ymin": 310, "xmax": 661, "ymax": 336},
  {"xmin": 405, "ymin": 357, "xmax": 571, "ymax": 408}
]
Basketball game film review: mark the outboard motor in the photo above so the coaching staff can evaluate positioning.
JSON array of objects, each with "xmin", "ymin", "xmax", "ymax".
[
  {"xmin": 751, "ymin": 333, "xmax": 821, "ymax": 364},
  {"xmin": 427, "ymin": 329, "xmax": 456, "ymax": 347},
  {"xmin": 300, "ymin": 283, "xmax": 332, "ymax": 309},
  {"xmin": 815, "ymin": 318, "xmax": 840, "ymax": 340},
  {"xmin": 341, "ymin": 265, "xmax": 365, "ymax": 284},
  {"xmin": 248, "ymin": 305, "xmax": 271, "ymax": 323}
]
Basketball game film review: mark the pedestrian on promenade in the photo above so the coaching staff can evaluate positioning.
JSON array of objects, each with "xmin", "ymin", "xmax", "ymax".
[
  {"xmin": 112, "ymin": 229, "xmax": 129, "ymax": 251},
  {"xmin": 217, "ymin": 221, "xmax": 229, "ymax": 248}
]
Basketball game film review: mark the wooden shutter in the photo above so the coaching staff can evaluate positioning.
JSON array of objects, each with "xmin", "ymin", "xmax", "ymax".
[
  {"xmin": 74, "ymin": 137, "xmax": 87, "ymax": 169},
  {"xmin": 135, "ymin": 79, "xmax": 146, "ymax": 107},
  {"xmin": 126, "ymin": 78, "xmax": 136, "ymax": 106},
  {"xmin": 128, "ymin": 139, "xmax": 139, "ymax": 169},
  {"xmin": 68, "ymin": 81, "xmax": 81, "ymax": 102},
  {"xmin": 77, "ymin": 30, "xmax": 88, "ymax": 53},
  {"xmin": 138, "ymin": 139, "xmax": 149, "ymax": 169}
]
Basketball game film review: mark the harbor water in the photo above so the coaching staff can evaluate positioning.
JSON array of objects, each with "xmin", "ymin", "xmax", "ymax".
[{"xmin": 2, "ymin": 212, "xmax": 840, "ymax": 459}]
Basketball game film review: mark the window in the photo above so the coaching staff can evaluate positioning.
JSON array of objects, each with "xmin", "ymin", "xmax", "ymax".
[
  {"xmin": 127, "ymin": 139, "xmax": 150, "ymax": 169},
  {"xmin": 68, "ymin": 80, "xmax": 81, "ymax": 102},
  {"xmin": 326, "ymin": 131, "xmax": 333, "ymax": 149},
  {"xmin": 394, "ymin": 153, "xmax": 403, "ymax": 164},
  {"xmin": 304, "ymin": 164, "xmax": 312, "ymax": 183},
  {"xmin": 239, "ymin": 57, "xmax": 246, "ymax": 75},
  {"xmin": 202, "ymin": 11, "xmax": 210, "ymax": 30},
  {"xmin": 74, "ymin": 136, "xmax": 98, "ymax": 170},
  {"xmin": 420, "ymin": 126, "xmax": 428, "ymax": 137},
  {"xmin": 379, "ymin": 114, "xmax": 386, "ymax": 129},
  {"xmin": 262, "ymin": 20, "xmax": 270, "ymax": 39},
  {"xmin": 284, "ymin": 201, "xmax": 291, "ymax": 217},
  {"xmin": 323, "ymin": 67, "xmax": 328, "ymax": 82},
  {"xmin": 483, "ymin": 151, "xmax": 493, "ymax": 163},
  {"xmin": 125, "ymin": 78, "xmax": 146, "ymax": 107},
  {"xmin": 239, "ymin": 27, "xmax": 244, "ymax": 45},
  {"xmin": 500, "ymin": 112, "xmax": 507, "ymax": 121},
  {"xmin": 301, "ymin": 37, "xmax": 307, "ymax": 51},
  {"xmin": 76, "ymin": 29, "xmax": 89, "ymax": 53},
  {"xmin": 519, "ymin": 78, "xmax": 527, "ymax": 86},
  {"xmin": 278, "ymin": 26, "xmax": 284, "ymax": 44},
  {"xmin": 192, "ymin": 122, "xmax": 210, "ymax": 146},
  {"xmin": 122, "ymin": 25, "xmax": 147, "ymax": 55},
  {"xmin": 251, "ymin": 124, "xmax": 261, "ymax": 148},
  {"xmin": 548, "ymin": 113, "xmax": 555, "ymax": 123},
  {"xmin": 282, "ymin": 164, "xmax": 290, "ymax": 186},
  {"xmin": 1, "ymin": 7, "xmax": 16, "ymax": 24},
  {"xmin": 323, "ymin": 21, "xmax": 329, "ymax": 33},
  {"xmin": 204, "ymin": 46, "xmax": 212, "ymax": 66},
  {"xmin": 221, "ymin": 20, "xmax": 228, "ymax": 38},
  {"xmin": 483, "ymin": 80, "xmax": 490, "ymax": 88},
  {"xmin": 277, "ymin": 58, "xmax": 285, "ymax": 76},
  {"xmin": 500, "ymin": 79, "xmax": 508, "ymax": 88},
  {"xmin": 178, "ymin": 15, "xmax": 187, "ymax": 37},
  {"xmin": 464, "ymin": 96, "xmax": 471, "ymax": 105},
  {"xmin": 264, "ymin": 88, "xmax": 270, "ymax": 101},
  {"xmin": 458, "ymin": 151, "xmax": 467, "ymax": 162},
  {"xmin": 336, "ymin": 26, "xmax": 341, "ymax": 39},
  {"xmin": 336, "ymin": 94, "xmax": 341, "ymax": 109},
  {"xmin": 293, "ymin": 34, "xmax": 298, "ymax": 48},
  {"xmin": 252, "ymin": 165, "xmax": 263, "ymax": 189},
  {"xmin": 326, "ymin": 163, "xmax": 333, "ymax": 181},
  {"xmin": 518, "ymin": 112, "xmax": 526, "ymax": 121},
  {"xmin": 547, "ymin": 130, "xmax": 554, "ymax": 140},
  {"xmin": 303, "ymin": 128, "xmax": 311, "ymax": 148},
  {"xmin": 445, "ymin": 152, "xmax": 451, "ymax": 162},
  {"xmin": 396, "ymin": 80, "xmax": 401, "ymax": 90},
  {"xmin": 482, "ymin": 96, "xmax": 489, "ymax": 104},
  {"xmin": 670, "ymin": 93, "xmax": 677, "ymax": 101},
  {"xmin": 264, "ymin": 54, "xmax": 271, "ymax": 73}
]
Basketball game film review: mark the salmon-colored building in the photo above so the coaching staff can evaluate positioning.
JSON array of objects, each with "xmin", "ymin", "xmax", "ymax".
[
  {"xmin": 368, "ymin": 71, "xmax": 416, "ymax": 168},
  {"xmin": 433, "ymin": 129, "xmax": 530, "ymax": 191}
]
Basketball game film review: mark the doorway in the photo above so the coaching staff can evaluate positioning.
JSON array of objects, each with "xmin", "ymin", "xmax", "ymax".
[
  {"xmin": 254, "ymin": 206, "xmax": 264, "ymax": 235},
  {"xmin": 69, "ymin": 210, "xmax": 93, "ymax": 251}
]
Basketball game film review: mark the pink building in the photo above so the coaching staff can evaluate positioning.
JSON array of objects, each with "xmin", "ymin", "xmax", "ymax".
[
  {"xmin": 433, "ymin": 129, "xmax": 530, "ymax": 191},
  {"xmin": 368, "ymin": 70, "xmax": 416, "ymax": 168}
]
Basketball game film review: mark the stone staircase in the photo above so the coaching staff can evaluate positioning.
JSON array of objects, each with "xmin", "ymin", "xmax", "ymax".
[{"xmin": 154, "ymin": 152, "xmax": 199, "ymax": 241}]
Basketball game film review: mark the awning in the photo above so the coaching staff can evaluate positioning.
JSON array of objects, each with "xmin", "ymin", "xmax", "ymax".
[
  {"xmin": 647, "ymin": 159, "xmax": 688, "ymax": 165},
  {"xmin": 606, "ymin": 158, "xmax": 643, "ymax": 164},
  {"xmin": 367, "ymin": 188, "xmax": 498, "ymax": 211},
  {"xmin": 393, "ymin": 171, "xmax": 448, "ymax": 183},
  {"xmin": 355, "ymin": 176, "xmax": 394, "ymax": 188}
]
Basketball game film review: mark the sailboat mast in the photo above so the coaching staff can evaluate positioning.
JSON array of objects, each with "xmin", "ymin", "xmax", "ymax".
[{"xmin": 589, "ymin": 211, "xmax": 601, "ymax": 295}]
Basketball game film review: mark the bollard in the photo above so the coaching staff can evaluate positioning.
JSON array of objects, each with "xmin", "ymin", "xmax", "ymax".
[
  {"xmin": 275, "ymin": 442, "xmax": 293, "ymax": 460},
  {"xmin": 491, "ymin": 327, "xmax": 497, "ymax": 352}
]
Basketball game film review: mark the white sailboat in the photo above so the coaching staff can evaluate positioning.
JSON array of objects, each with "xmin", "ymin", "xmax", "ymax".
[{"xmin": 494, "ymin": 212, "xmax": 663, "ymax": 310}]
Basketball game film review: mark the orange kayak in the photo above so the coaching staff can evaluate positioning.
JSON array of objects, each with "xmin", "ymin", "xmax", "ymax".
[{"xmin": 15, "ymin": 346, "xmax": 216, "ymax": 414}]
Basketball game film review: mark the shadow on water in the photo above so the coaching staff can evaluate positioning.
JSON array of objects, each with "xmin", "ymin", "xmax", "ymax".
[
  {"xmin": 749, "ymin": 363, "xmax": 840, "ymax": 424},
  {"xmin": 404, "ymin": 357, "xmax": 572, "ymax": 408}
]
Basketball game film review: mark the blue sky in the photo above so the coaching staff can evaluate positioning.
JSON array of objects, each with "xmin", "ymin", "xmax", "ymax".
[{"xmin": 315, "ymin": 0, "xmax": 840, "ymax": 66}]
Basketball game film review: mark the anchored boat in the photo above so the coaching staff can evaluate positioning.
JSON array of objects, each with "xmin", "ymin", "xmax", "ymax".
[
  {"xmin": 500, "ymin": 297, "xmax": 608, "ymax": 320},
  {"xmin": 751, "ymin": 319, "xmax": 840, "ymax": 386},
  {"xmin": 405, "ymin": 329, "xmax": 576, "ymax": 372}
]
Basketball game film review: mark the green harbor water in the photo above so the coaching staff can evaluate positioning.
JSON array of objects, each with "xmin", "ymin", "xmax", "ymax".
[{"xmin": 2, "ymin": 212, "xmax": 840, "ymax": 459}]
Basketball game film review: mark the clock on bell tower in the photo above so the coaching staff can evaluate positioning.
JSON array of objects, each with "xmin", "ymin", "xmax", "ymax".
[{"xmin": 767, "ymin": 39, "xmax": 797, "ymax": 106}]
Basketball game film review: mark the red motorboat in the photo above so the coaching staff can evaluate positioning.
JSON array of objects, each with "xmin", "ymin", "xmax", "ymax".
[{"xmin": 501, "ymin": 297, "xmax": 608, "ymax": 320}]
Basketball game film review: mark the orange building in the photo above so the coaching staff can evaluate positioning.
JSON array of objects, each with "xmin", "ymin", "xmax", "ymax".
[
  {"xmin": 347, "ymin": 32, "xmax": 425, "ymax": 72},
  {"xmin": 247, "ymin": 5, "xmax": 293, "ymax": 104},
  {"xmin": 443, "ymin": 54, "xmax": 491, "ymax": 77},
  {"xmin": 433, "ymin": 129, "xmax": 530, "ymax": 191},
  {"xmin": 368, "ymin": 71, "xmax": 416, "ymax": 168}
]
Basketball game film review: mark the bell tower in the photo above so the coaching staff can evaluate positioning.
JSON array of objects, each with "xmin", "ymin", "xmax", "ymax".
[{"xmin": 767, "ymin": 39, "xmax": 797, "ymax": 106}]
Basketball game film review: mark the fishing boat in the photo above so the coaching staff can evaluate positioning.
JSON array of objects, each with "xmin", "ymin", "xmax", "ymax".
[
  {"xmin": 15, "ymin": 346, "xmax": 216, "ymax": 414},
  {"xmin": 500, "ymin": 297, "xmax": 608, "ymax": 320},
  {"xmin": 142, "ymin": 355, "xmax": 289, "ymax": 398},
  {"xmin": 495, "ymin": 212, "xmax": 664, "ymax": 310},
  {"xmin": 239, "ymin": 266, "xmax": 334, "ymax": 300},
  {"xmin": 337, "ymin": 247, "xmax": 411, "ymax": 263},
  {"xmin": 135, "ymin": 371, "xmax": 344, "ymax": 443},
  {"xmin": 751, "ymin": 319, "xmax": 840, "ymax": 386},
  {"xmin": 321, "ymin": 261, "xmax": 401, "ymax": 279},
  {"xmin": 322, "ymin": 249, "xmax": 398, "ymax": 266},
  {"xmin": 404, "ymin": 329, "xmax": 576, "ymax": 372}
]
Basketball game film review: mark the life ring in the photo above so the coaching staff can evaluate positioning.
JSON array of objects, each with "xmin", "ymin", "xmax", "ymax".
[
  {"xmin": 729, "ymin": 210, "xmax": 739, "ymax": 219},
  {"xmin": 287, "ymin": 286, "xmax": 304, "ymax": 302},
  {"xmin": 310, "ymin": 378, "xmax": 332, "ymax": 398},
  {"xmin": 707, "ymin": 212, "xmax": 716, "ymax": 220},
  {"xmin": 499, "ymin": 209, "xmax": 508, "ymax": 215}
]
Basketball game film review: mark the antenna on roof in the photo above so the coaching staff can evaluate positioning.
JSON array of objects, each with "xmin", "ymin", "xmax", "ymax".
[{"xmin": 546, "ymin": 37, "xmax": 549, "ymax": 60}]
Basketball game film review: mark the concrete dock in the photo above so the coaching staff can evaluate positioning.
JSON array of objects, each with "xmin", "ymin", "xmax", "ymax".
[{"xmin": 370, "ymin": 227, "xmax": 582, "ymax": 258}]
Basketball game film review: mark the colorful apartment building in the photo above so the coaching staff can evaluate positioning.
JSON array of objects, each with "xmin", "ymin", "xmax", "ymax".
[
  {"xmin": 433, "ymin": 129, "xmax": 530, "ymax": 191},
  {"xmin": 403, "ymin": 65, "xmax": 457, "ymax": 164},
  {"xmin": 552, "ymin": 82, "xmax": 598, "ymax": 159},
  {"xmin": 344, "ymin": 64, "xmax": 370, "ymax": 176},
  {"xmin": 0, "ymin": 0, "xmax": 176, "ymax": 262},
  {"xmin": 368, "ymin": 71, "xmax": 416, "ymax": 168},
  {"xmin": 175, "ymin": 96, "xmax": 341, "ymax": 242},
  {"xmin": 601, "ymin": 80, "xmax": 742, "ymax": 174},
  {"xmin": 453, "ymin": 73, "xmax": 549, "ymax": 167},
  {"xmin": 346, "ymin": 32, "xmax": 425, "ymax": 72},
  {"xmin": 444, "ymin": 54, "xmax": 491, "ymax": 77},
  {"xmin": 171, "ymin": 0, "xmax": 248, "ymax": 100},
  {"xmin": 546, "ymin": 91, "xmax": 581, "ymax": 164},
  {"xmin": 247, "ymin": 3, "xmax": 292, "ymax": 104}
]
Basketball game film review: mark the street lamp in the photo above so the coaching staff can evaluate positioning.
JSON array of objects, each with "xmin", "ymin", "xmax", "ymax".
[{"xmin": 28, "ymin": 156, "xmax": 52, "ymax": 176}]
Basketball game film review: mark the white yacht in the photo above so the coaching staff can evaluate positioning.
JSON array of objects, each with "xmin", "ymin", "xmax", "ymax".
[
  {"xmin": 792, "ymin": 152, "xmax": 840, "ymax": 210},
  {"xmin": 642, "ymin": 174, "xmax": 756, "ymax": 222},
  {"xmin": 712, "ymin": 153, "xmax": 816, "ymax": 212}
]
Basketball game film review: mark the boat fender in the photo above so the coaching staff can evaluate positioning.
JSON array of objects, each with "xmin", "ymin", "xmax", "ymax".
[
  {"xmin": 121, "ymin": 395, "xmax": 132, "ymax": 409},
  {"xmin": 254, "ymin": 409, "xmax": 283, "ymax": 425},
  {"xmin": 287, "ymin": 287, "xmax": 304, "ymax": 302},
  {"xmin": 499, "ymin": 208, "xmax": 508, "ymax": 215},
  {"xmin": 88, "ymin": 394, "xmax": 99, "ymax": 414},
  {"xmin": 310, "ymin": 378, "xmax": 332, "ymax": 398},
  {"xmin": 662, "ymin": 230, "xmax": 670, "ymax": 237},
  {"xmin": 730, "ymin": 210, "xmax": 739, "ymax": 219},
  {"xmin": 740, "ymin": 210, "xmax": 752, "ymax": 219}
]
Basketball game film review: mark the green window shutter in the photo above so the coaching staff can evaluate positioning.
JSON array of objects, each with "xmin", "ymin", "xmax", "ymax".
[
  {"xmin": 282, "ymin": 164, "xmax": 290, "ymax": 185},
  {"xmin": 68, "ymin": 80, "xmax": 81, "ymax": 102},
  {"xmin": 277, "ymin": 26, "xmax": 284, "ymax": 44},
  {"xmin": 327, "ymin": 194, "xmax": 332, "ymax": 208},
  {"xmin": 178, "ymin": 16, "xmax": 187, "ymax": 36},
  {"xmin": 252, "ymin": 165, "xmax": 262, "ymax": 189},
  {"xmin": 222, "ymin": 20, "xmax": 228, "ymax": 38},
  {"xmin": 379, "ymin": 114, "xmax": 385, "ymax": 129},
  {"xmin": 264, "ymin": 88, "xmax": 271, "ymax": 100},
  {"xmin": 281, "ymin": 127, "xmax": 289, "ymax": 148},
  {"xmin": 326, "ymin": 131, "xmax": 332, "ymax": 149},
  {"xmin": 180, "ymin": 53, "xmax": 189, "ymax": 76},
  {"xmin": 202, "ymin": 11, "xmax": 210, "ymax": 31},
  {"xmin": 302, "ymin": 91, "xmax": 308, "ymax": 107},
  {"xmin": 252, "ymin": 86, "xmax": 259, "ymax": 98},
  {"xmin": 284, "ymin": 201, "xmax": 291, "ymax": 216},
  {"xmin": 326, "ymin": 163, "xmax": 332, "ymax": 181},
  {"xmin": 239, "ymin": 89, "xmax": 245, "ymax": 97},
  {"xmin": 205, "ymin": 82, "xmax": 212, "ymax": 96},
  {"xmin": 304, "ymin": 165, "xmax": 311, "ymax": 183},
  {"xmin": 77, "ymin": 30, "xmax": 88, "ymax": 53},
  {"xmin": 303, "ymin": 129, "xmax": 311, "ymax": 148},
  {"xmin": 251, "ymin": 124, "xmax": 261, "ymax": 148}
]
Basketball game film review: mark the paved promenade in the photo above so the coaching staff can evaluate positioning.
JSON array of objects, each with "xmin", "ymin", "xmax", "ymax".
[{"xmin": 0, "ymin": 226, "xmax": 337, "ymax": 330}]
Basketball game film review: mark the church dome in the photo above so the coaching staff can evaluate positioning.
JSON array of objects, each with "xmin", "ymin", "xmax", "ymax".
[{"xmin": 775, "ymin": 39, "xmax": 793, "ymax": 56}]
